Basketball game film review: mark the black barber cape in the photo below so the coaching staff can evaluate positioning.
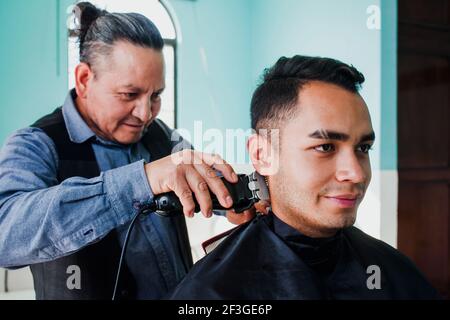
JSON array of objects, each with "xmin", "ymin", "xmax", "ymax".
[{"xmin": 169, "ymin": 213, "xmax": 439, "ymax": 299}]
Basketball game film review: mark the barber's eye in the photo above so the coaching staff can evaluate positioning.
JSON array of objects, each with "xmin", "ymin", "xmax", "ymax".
[
  {"xmin": 151, "ymin": 92, "xmax": 162, "ymax": 102},
  {"xmin": 120, "ymin": 93, "xmax": 137, "ymax": 100},
  {"xmin": 314, "ymin": 144, "xmax": 335, "ymax": 153},
  {"xmin": 357, "ymin": 144, "xmax": 373, "ymax": 154}
]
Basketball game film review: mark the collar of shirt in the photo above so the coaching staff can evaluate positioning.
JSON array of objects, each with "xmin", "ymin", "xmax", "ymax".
[
  {"xmin": 62, "ymin": 89, "xmax": 96, "ymax": 144},
  {"xmin": 270, "ymin": 212, "xmax": 343, "ymax": 274}
]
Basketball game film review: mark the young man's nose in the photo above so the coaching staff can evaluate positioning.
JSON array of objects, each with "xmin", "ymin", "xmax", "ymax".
[{"xmin": 335, "ymin": 151, "xmax": 367, "ymax": 184}]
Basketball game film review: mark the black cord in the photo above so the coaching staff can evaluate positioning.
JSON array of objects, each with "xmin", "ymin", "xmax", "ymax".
[
  {"xmin": 111, "ymin": 202, "xmax": 159, "ymax": 300},
  {"xmin": 111, "ymin": 209, "xmax": 141, "ymax": 300}
]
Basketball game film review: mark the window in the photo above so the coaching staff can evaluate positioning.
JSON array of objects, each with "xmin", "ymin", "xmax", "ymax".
[{"xmin": 68, "ymin": 0, "xmax": 177, "ymax": 128}]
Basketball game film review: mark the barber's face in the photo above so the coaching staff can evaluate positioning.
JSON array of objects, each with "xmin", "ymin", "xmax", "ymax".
[
  {"xmin": 76, "ymin": 41, "xmax": 165, "ymax": 144},
  {"xmin": 269, "ymin": 81, "xmax": 374, "ymax": 237}
]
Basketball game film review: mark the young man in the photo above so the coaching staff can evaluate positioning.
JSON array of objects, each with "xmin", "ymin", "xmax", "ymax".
[{"xmin": 169, "ymin": 55, "xmax": 440, "ymax": 299}]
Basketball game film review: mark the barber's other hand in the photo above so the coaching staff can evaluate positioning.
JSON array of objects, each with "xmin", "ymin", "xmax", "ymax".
[
  {"xmin": 226, "ymin": 200, "xmax": 271, "ymax": 225},
  {"xmin": 144, "ymin": 150, "xmax": 237, "ymax": 217}
]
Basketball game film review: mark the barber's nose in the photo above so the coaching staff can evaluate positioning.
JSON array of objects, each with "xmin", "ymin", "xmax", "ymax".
[
  {"xmin": 335, "ymin": 151, "xmax": 367, "ymax": 184},
  {"xmin": 132, "ymin": 97, "xmax": 152, "ymax": 123}
]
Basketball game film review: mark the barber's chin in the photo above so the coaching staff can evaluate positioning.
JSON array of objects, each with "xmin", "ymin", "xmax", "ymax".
[{"xmin": 114, "ymin": 131, "xmax": 142, "ymax": 145}]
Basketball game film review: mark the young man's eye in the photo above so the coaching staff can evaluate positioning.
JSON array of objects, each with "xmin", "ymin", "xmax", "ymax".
[
  {"xmin": 314, "ymin": 144, "xmax": 335, "ymax": 153},
  {"xmin": 357, "ymin": 144, "xmax": 373, "ymax": 154}
]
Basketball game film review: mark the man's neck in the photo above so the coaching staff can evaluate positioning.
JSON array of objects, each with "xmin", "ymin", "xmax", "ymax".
[{"xmin": 270, "ymin": 206, "xmax": 339, "ymax": 239}]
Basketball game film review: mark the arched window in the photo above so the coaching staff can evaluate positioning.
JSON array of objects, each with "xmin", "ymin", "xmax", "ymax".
[{"xmin": 68, "ymin": 0, "xmax": 177, "ymax": 128}]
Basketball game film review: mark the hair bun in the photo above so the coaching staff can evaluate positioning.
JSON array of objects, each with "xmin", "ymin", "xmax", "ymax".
[{"xmin": 74, "ymin": 2, "xmax": 106, "ymax": 45}]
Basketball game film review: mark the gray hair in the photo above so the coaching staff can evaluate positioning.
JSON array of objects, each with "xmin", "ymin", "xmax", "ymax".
[{"xmin": 71, "ymin": 2, "xmax": 164, "ymax": 71}]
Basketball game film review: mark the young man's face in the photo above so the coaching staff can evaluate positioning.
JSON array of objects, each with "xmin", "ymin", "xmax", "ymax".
[
  {"xmin": 268, "ymin": 81, "xmax": 374, "ymax": 237},
  {"xmin": 76, "ymin": 41, "xmax": 165, "ymax": 144}
]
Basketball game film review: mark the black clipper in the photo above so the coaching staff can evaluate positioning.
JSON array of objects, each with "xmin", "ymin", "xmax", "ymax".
[{"xmin": 141, "ymin": 172, "xmax": 269, "ymax": 217}]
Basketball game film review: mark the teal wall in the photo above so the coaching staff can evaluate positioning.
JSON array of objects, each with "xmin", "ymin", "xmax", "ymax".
[
  {"xmin": 168, "ymin": 0, "xmax": 253, "ymax": 136},
  {"xmin": 0, "ymin": 0, "xmax": 72, "ymax": 144}
]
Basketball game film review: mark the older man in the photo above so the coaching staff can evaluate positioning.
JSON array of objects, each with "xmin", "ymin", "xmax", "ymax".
[{"xmin": 0, "ymin": 2, "xmax": 257, "ymax": 300}]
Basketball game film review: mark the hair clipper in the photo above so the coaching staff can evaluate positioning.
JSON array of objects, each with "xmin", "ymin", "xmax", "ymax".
[{"xmin": 140, "ymin": 172, "xmax": 269, "ymax": 217}]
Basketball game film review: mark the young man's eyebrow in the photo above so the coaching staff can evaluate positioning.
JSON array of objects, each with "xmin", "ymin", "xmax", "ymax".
[
  {"xmin": 308, "ymin": 129, "xmax": 350, "ymax": 141},
  {"xmin": 359, "ymin": 131, "xmax": 376, "ymax": 143},
  {"xmin": 308, "ymin": 129, "xmax": 376, "ymax": 143}
]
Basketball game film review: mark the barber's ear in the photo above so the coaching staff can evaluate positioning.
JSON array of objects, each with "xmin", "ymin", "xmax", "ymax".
[
  {"xmin": 74, "ymin": 62, "xmax": 93, "ymax": 99},
  {"xmin": 247, "ymin": 133, "xmax": 280, "ymax": 176}
]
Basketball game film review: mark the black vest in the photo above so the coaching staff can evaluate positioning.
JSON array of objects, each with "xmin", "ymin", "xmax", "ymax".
[{"xmin": 29, "ymin": 107, "xmax": 193, "ymax": 300}]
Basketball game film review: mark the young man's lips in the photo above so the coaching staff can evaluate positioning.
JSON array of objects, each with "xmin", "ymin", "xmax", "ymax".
[{"xmin": 323, "ymin": 194, "xmax": 360, "ymax": 208}]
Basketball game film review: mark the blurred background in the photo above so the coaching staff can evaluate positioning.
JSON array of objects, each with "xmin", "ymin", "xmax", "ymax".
[{"xmin": 0, "ymin": 0, "xmax": 448, "ymax": 299}]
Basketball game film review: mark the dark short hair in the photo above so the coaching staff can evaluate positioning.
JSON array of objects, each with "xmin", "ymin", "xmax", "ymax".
[
  {"xmin": 250, "ymin": 55, "xmax": 365, "ymax": 130},
  {"xmin": 71, "ymin": 2, "xmax": 164, "ymax": 71}
]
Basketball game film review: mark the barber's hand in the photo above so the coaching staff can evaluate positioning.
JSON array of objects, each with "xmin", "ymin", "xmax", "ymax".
[
  {"xmin": 226, "ymin": 200, "xmax": 271, "ymax": 225},
  {"xmin": 144, "ymin": 150, "xmax": 237, "ymax": 217}
]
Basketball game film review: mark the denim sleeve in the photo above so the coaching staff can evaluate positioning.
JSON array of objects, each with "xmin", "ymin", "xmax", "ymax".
[{"xmin": 0, "ymin": 128, "xmax": 153, "ymax": 268}]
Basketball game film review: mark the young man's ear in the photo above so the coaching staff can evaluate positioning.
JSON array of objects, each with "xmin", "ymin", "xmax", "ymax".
[
  {"xmin": 247, "ymin": 131, "xmax": 280, "ymax": 176},
  {"xmin": 74, "ymin": 62, "xmax": 93, "ymax": 99}
]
